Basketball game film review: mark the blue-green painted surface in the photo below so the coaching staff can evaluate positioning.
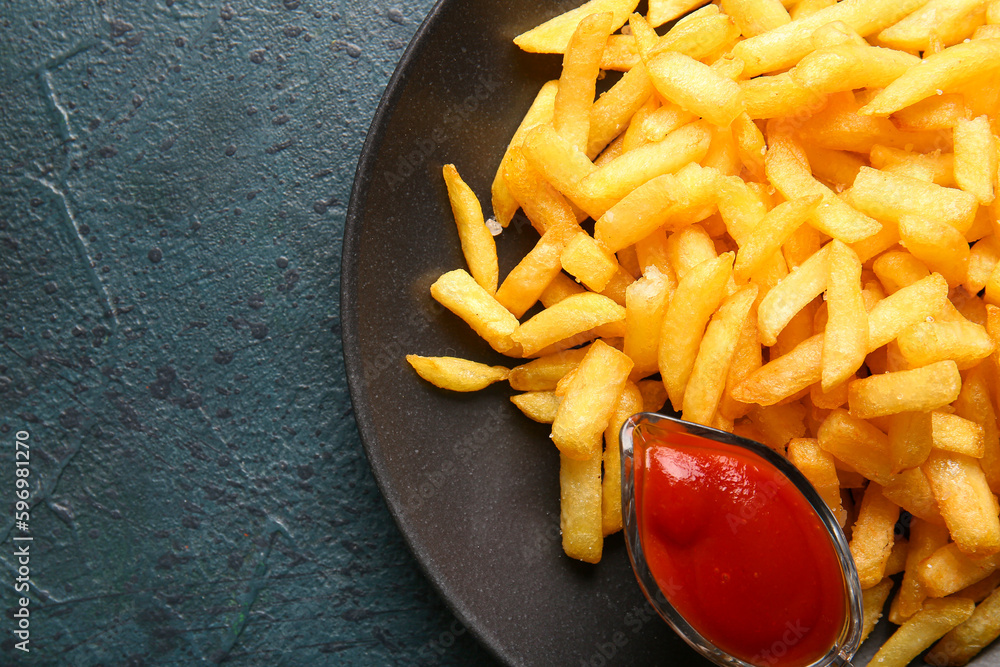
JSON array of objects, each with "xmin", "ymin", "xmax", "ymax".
[{"xmin": 0, "ymin": 1, "xmax": 496, "ymax": 664}]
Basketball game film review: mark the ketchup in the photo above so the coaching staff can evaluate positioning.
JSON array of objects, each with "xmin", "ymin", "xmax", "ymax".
[{"xmin": 637, "ymin": 431, "xmax": 845, "ymax": 667}]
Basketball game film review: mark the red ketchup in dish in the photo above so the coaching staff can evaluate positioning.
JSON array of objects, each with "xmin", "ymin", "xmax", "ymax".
[{"xmin": 637, "ymin": 431, "xmax": 846, "ymax": 667}]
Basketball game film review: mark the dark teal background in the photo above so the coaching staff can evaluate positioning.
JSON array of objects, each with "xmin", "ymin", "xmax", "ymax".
[{"xmin": 0, "ymin": 0, "xmax": 496, "ymax": 663}]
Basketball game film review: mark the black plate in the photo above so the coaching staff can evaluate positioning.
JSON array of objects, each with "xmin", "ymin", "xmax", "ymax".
[{"xmin": 341, "ymin": 2, "xmax": 901, "ymax": 666}]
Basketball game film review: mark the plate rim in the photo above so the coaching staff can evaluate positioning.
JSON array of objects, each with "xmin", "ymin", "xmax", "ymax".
[{"xmin": 340, "ymin": 0, "xmax": 512, "ymax": 664}]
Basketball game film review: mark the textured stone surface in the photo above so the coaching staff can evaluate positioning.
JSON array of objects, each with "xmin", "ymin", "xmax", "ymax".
[{"xmin": 0, "ymin": 0, "xmax": 495, "ymax": 664}]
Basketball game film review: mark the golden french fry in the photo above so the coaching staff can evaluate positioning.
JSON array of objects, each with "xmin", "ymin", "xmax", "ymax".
[
  {"xmin": 514, "ymin": 0, "xmax": 639, "ymax": 53},
  {"xmin": 879, "ymin": 0, "xmax": 989, "ymax": 52},
  {"xmin": 954, "ymin": 362, "xmax": 1000, "ymax": 494},
  {"xmin": 861, "ymin": 39, "xmax": 1000, "ymax": 117},
  {"xmin": 920, "ymin": 543, "xmax": 1000, "ymax": 598},
  {"xmin": 848, "ymin": 361, "xmax": 962, "ymax": 419},
  {"xmin": 496, "ymin": 224, "xmax": 574, "ymax": 318},
  {"xmin": 406, "ymin": 355, "xmax": 509, "ymax": 392},
  {"xmin": 792, "ymin": 44, "xmax": 920, "ymax": 95},
  {"xmin": 508, "ymin": 347, "xmax": 590, "ymax": 391},
  {"xmin": 601, "ymin": 34, "xmax": 641, "ymax": 71},
  {"xmin": 897, "ymin": 321, "xmax": 996, "ymax": 369},
  {"xmin": 869, "ymin": 598, "xmax": 975, "ymax": 667},
  {"xmin": 757, "ymin": 245, "xmax": 829, "ymax": 347},
  {"xmin": 588, "ymin": 65, "xmax": 655, "ymax": 159},
  {"xmin": 623, "ymin": 265, "xmax": 673, "ymax": 380},
  {"xmin": 891, "ymin": 519, "xmax": 952, "ymax": 624},
  {"xmin": 954, "ymin": 115, "xmax": 997, "ymax": 205},
  {"xmin": 862, "ymin": 578, "xmax": 895, "ymax": 643},
  {"xmin": 603, "ymin": 382, "xmax": 643, "ymax": 536},
  {"xmin": 560, "ymin": 452, "xmax": 603, "ymax": 563},
  {"xmin": 443, "ymin": 165, "xmax": 499, "ymax": 294},
  {"xmin": 882, "ymin": 467, "xmax": 945, "ymax": 525},
  {"xmin": 870, "ymin": 145, "xmax": 956, "ymax": 187},
  {"xmin": 897, "ymin": 214, "xmax": 972, "ymax": 287},
  {"xmin": 502, "ymin": 148, "xmax": 579, "ymax": 234},
  {"xmin": 720, "ymin": 0, "xmax": 790, "ymax": 37},
  {"xmin": 645, "ymin": 51, "xmax": 744, "ymax": 127},
  {"xmin": 513, "ymin": 293, "xmax": 626, "ymax": 358},
  {"xmin": 966, "ymin": 236, "xmax": 1000, "ymax": 294},
  {"xmin": 741, "ymin": 72, "xmax": 827, "ymax": 120},
  {"xmin": 851, "ymin": 167, "xmax": 979, "ymax": 235},
  {"xmin": 933, "ymin": 412, "xmax": 987, "ymax": 459},
  {"xmin": 648, "ymin": 0, "xmax": 712, "ymax": 28},
  {"xmin": 823, "ymin": 240, "xmax": 869, "ymax": 391},
  {"xmin": 552, "ymin": 340, "xmax": 633, "ymax": 460},
  {"xmin": 431, "ymin": 269, "xmax": 520, "ymax": 354},
  {"xmin": 850, "ymin": 482, "xmax": 900, "ymax": 589},
  {"xmin": 521, "ymin": 123, "xmax": 613, "ymax": 220},
  {"xmin": 928, "ymin": 585, "xmax": 1000, "ymax": 666},
  {"xmin": 731, "ymin": 334, "xmax": 824, "ymax": 407},
  {"xmin": 659, "ymin": 253, "xmax": 735, "ymax": 410},
  {"xmin": 733, "ymin": 195, "xmax": 821, "ymax": 283},
  {"xmin": 888, "ymin": 410, "xmax": 934, "ymax": 473},
  {"xmin": 719, "ymin": 304, "xmax": 762, "ymax": 421},
  {"xmin": 891, "ymin": 93, "xmax": 969, "ymax": 132},
  {"xmin": 647, "ymin": 10, "xmax": 741, "ymax": 62},
  {"xmin": 731, "ymin": 0, "xmax": 928, "ymax": 77},
  {"xmin": 493, "ymin": 81, "xmax": 558, "ymax": 227},
  {"xmin": 553, "ymin": 12, "xmax": 614, "ymax": 154},
  {"xmin": 925, "ymin": 449, "xmax": 1000, "ymax": 558},
  {"xmin": 788, "ymin": 437, "xmax": 847, "ymax": 525},
  {"xmin": 511, "ymin": 391, "xmax": 562, "ymax": 423},
  {"xmin": 683, "ymin": 286, "xmax": 758, "ymax": 426},
  {"xmin": 561, "ymin": 232, "xmax": 619, "ymax": 293},
  {"xmin": 818, "ymin": 409, "xmax": 895, "ymax": 485}
]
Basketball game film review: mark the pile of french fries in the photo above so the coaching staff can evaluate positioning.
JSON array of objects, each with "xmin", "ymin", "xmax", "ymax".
[{"xmin": 405, "ymin": 0, "xmax": 1000, "ymax": 663}]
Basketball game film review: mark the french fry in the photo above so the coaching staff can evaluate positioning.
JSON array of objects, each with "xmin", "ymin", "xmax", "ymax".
[
  {"xmin": 443, "ymin": 165, "xmax": 499, "ymax": 295},
  {"xmin": 966, "ymin": 236, "xmax": 1000, "ymax": 294},
  {"xmin": 733, "ymin": 195, "xmax": 821, "ymax": 283},
  {"xmin": 648, "ymin": 0, "xmax": 712, "ymax": 28},
  {"xmin": 554, "ymin": 12, "xmax": 614, "ymax": 153},
  {"xmin": 870, "ymin": 145, "xmax": 956, "ymax": 187},
  {"xmin": 406, "ymin": 355, "xmax": 509, "ymax": 392},
  {"xmin": 511, "ymin": 391, "xmax": 562, "ymax": 423},
  {"xmin": 502, "ymin": 148, "xmax": 580, "ymax": 234},
  {"xmin": 920, "ymin": 543, "xmax": 1000, "ymax": 598},
  {"xmin": 431, "ymin": 269, "xmax": 520, "ymax": 354},
  {"xmin": 954, "ymin": 115, "xmax": 998, "ymax": 205},
  {"xmin": 513, "ymin": 293, "xmax": 626, "ymax": 358},
  {"xmin": 862, "ymin": 578, "xmax": 895, "ymax": 643},
  {"xmin": 594, "ymin": 174, "xmax": 682, "ymax": 253},
  {"xmin": 823, "ymin": 240, "xmax": 869, "ymax": 391},
  {"xmin": 731, "ymin": 335, "xmax": 824, "ymax": 408},
  {"xmin": 602, "ymin": 382, "xmax": 643, "ymax": 536},
  {"xmin": 888, "ymin": 410, "xmax": 934, "ymax": 473},
  {"xmin": 788, "ymin": 437, "xmax": 847, "ymax": 526},
  {"xmin": 552, "ymin": 339, "xmax": 633, "ymax": 460},
  {"xmin": 878, "ymin": 0, "xmax": 991, "ymax": 52},
  {"xmin": 645, "ymin": 51, "xmax": 744, "ymax": 127},
  {"xmin": 897, "ymin": 214, "xmax": 972, "ymax": 287},
  {"xmin": 508, "ymin": 347, "xmax": 590, "ymax": 391},
  {"xmin": 897, "ymin": 321, "xmax": 996, "ymax": 369},
  {"xmin": 560, "ymin": 452, "xmax": 604, "ymax": 563},
  {"xmin": 868, "ymin": 598, "xmax": 975, "ymax": 667},
  {"xmin": 647, "ymin": 10, "xmax": 741, "ymax": 62},
  {"xmin": 521, "ymin": 123, "xmax": 614, "ymax": 220},
  {"xmin": 757, "ymin": 244, "xmax": 828, "ymax": 347},
  {"xmin": 720, "ymin": 0, "xmax": 790, "ymax": 37},
  {"xmin": 719, "ymin": 305, "xmax": 762, "ymax": 421},
  {"xmin": 588, "ymin": 65, "xmax": 655, "ymax": 159},
  {"xmin": 792, "ymin": 44, "xmax": 921, "ymax": 95},
  {"xmin": 891, "ymin": 93, "xmax": 969, "ymax": 132},
  {"xmin": 623, "ymin": 265, "xmax": 674, "ymax": 380},
  {"xmin": 882, "ymin": 467, "xmax": 945, "ymax": 525},
  {"xmin": 817, "ymin": 409, "xmax": 895, "ymax": 485},
  {"xmin": 514, "ymin": 0, "xmax": 639, "ymax": 53},
  {"xmin": 933, "ymin": 411, "xmax": 987, "ymax": 459},
  {"xmin": 659, "ymin": 253, "xmax": 735, "ymax": 410},
  {"xmin": 891, "ymin": 519, "xmax": 952, "ymax": 624},
  {"xmin": 741, "ymin": 72, "xmax": 826, "ymax": 120},
  {"xmin": 561, "ymin": 231, "xmax": 619, "ymax": 292},
  {"xmin": 765, "ymin": 132, "xmax": 882, "ymax": 243},
  {"xmin": 928, "ymin": 585, "xmax": 1000, "ymax": 666},
  {"xmin": 731, "ymin": 0, "xmax": 928, "ymax": 77},
  {"xmin": 861, "ymin": 39, "xmax": 1000, "ymax": 117},
  {"xmin": 848, "ymin": 361, "xmax": 963, "ymax": 419},
  {"xmin": 924, "ymin": 449, "xmax": 1000, "ymax": 558},
  {"xmin": 493, "ymin": 81, "xmax": 558, "ymax": 227},
  {"xmin": 581, "ymin": 121, "xmax": 712, "ymax": 202},
  {"xmin": 872, "ymin": 251, "xmax": 932, "ymax": 295},
  {"xmin": 851, "ymin": 167, "xmax": 979, "ymax": 235},
  {"xmin": 683, "ymin": 286, "xmax": 758, "ymax": 426},
  {"xmin": 850, "ymin": 482, "xmax": 900, "ymax": 589},
  {"xmin": 954, "ymin": 363, "xmax": 1000, "ymax": 494},
  {"xmin": 496, "ymin": 224, "xmax": 575, "ymax": 318}
]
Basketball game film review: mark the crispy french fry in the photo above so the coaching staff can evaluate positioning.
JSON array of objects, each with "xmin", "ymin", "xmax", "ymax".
[
  {"xmin": 955, "ymin": 362, "xmax": 1000, "ymax": 494},
  {"xmin": 511, "ymin": 391, "xmax": 562, "ymax": 423},
  {"xmin": 954, "ymin": 115, "xmax": 998, "ymax": 205},
  {"xmin": 888, "ymin": 410, "xmax": 934, "ymax": 473},
  {"xmin": 514, "ymin": 0, "xmax": 639, "ymax": 53},
  {"xmin": 792, "ymin": 44, "xmax": 920, "ymax": 95},
  {"xmin": 861, "ymin": 39, "xmax": 1000, "ymax": 117},
  {"xmin": 851, "ymin": 167, "xmax": 979, "ymax": 235},
  {"xmin": 869, "ymin": 598, "xmax": 975, "ymax": 667},
  {"xmin": 721, "ymin": 0, "xmax": 790, "ymax": 37},
  {"xmin": 603, "ymin": 382, "xmax": 643, "ymax": 536},
  {"xmin": 823, "ymin": 240, "xmax": 869, "ymax": 391},
  {"xmin": 928, "ymin": 585, "xmax": 1000, "ymax": 666},
  {"xmin": 849, "ymin": 361, "xmax": 963, "ymax": 419},
  {"xmin": 645, "ymin": 51, "xmax": 744, "ymax": 127},
  {"xmin": 920, "ymin": 543, "xmax": 1000, "ymax": 598},
  {"xmin": 741, "ymin": 72, "xmax": 827, "ymax": 120},
  {"xmin": 502, "ymin": 148, "xmax": 579, "ymax": 234},
  {"xmin": 659, "ymin": 253, "xmax": 735, "ymax": 410},
  {"xmin": 862, "ymin": 578, "xmax": 895, "ymax": 643},
  {"xmin": 513, "ymin": 293, "xmax": 626, "ymax": 358},
  {"xmin": 406, "ymin": 355, "xmax": 509, "ymax": 392},
  {"xmin": 878, "ymin": 0, "xmax": 990, "ymax": 52},
  {"xmin": 521, "ymin": 123, "xmax": 614, "ymax": 220},
  {"xmin": 850, "ymin": 482, "xmax": 900, "ymax": 589},
  {"xmin": 818, "ymin": 409, "xmax": 895, "ymax": 485},
  {"xmin": 897, "ymin": 214, "xmax": 971, "ymax": 288},
  {"xmin": 648, "ymin": 0, "xmax": 712, "ymax": 28},
  {"xmin": 508, "ymin": 347, "xmax": 590, "ymax": 391},
  {"xmin": 734, "ymin": 195, "xmax": 821, "ymax": 283},
  {"xmin": 554, "ymin": 12, "xmax": 614, "ymax": 153},
  {"xmin": 560, "ymin": 452, "xmax": 603, "ymax": 563},
  {"xmin": 561, "ymin": 232, "xmax": 619, "ymax": 292},
  {"xmin": 883, "ymin": 467, "xmax": 945, "ymax": 525},
  {"xmin": 732, "ymin": 335, "xmax": 824, "ymax": 408},
  {"xmin": 757, "ymin": 245, "xmax": 828, "ymax": 347},
  {"xmin": 588, "ymin": 65, "xmax": 655, "ymax": 159},
  {"xmin": 624, "ymin": 265, "xmax": 674, "ymax": 380},
  {"xmin": 443, "ymin": 165, "xmax": 499, "ymax": 294},
  {"xmin": 891, "ymin": 519, "xmax": 952, "ymax": 624},
  {"xmin": 897, "ymin": 321, "xmax": 996, "ymax": 369},
  {"xmin": 924, "ymin": 449, "xmax": 1000, "ymax": 558},
  {"xmin": 683, "ymin": 286, "xmax": 757, "ymax": 426},
  {"xmin": 431, "ymin": 269, "xmax": 520, "ymax": 354},
  {"xmin": 552, "ymin": 340, "xmax": 633, "ymax": 460},
  {"xmin": 496, "ymin": 224, "xmax": 575, "ymax": 318},
  {"xmin": 788, "ymin": 437, "xmax": 847, "ymax": 525}
]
